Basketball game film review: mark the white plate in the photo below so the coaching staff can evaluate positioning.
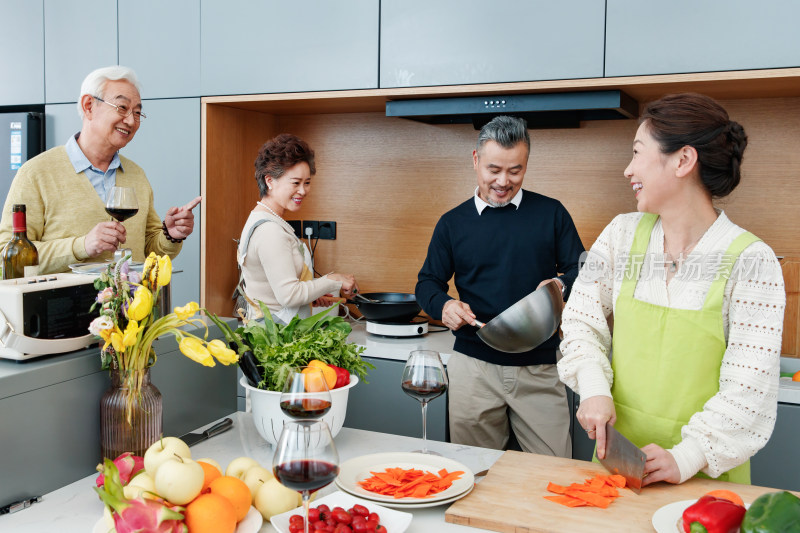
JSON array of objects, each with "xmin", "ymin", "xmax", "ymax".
[
  {"xmin": 340, "ymin": 482, "xmax": 474, "ymax": 509},
  {"xmin": 652, "ymin": 499, "xmax": 749, "ymax": 533},
  {"xmin": 92, "ymin": 505, "xmax": 263, "ymax": 533},
  {"xmin": 70, "ymin": 261, "xmax": 144, "ymax": 275},
  {"xmin": 270, "ymin": 491, "xmax": 412, "ymax": 533},
  {"xmin": 334, "ymin": 452, "xmax": 474, "ymax": 505}
]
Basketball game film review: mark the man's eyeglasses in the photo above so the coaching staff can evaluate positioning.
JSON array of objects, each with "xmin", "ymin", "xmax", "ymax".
[{"xmin": 93, "ymin": 96, "xmax": 147, "ymax": 122}]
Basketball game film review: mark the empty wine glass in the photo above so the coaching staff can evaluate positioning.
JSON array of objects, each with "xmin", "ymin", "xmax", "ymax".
[
  {"xmin": 279, "ymin": 367, "xmax": 332, "ymax": 421},
  {"xmin": 105, "ymin": 186, "xmax": 138, "ymax": 261},
  {"xmin": 273, "ymin": 421, "xmax": 339, "ymax": 533},
  {"xmin": 401, "ymin": 350, "xmax": 448, "ymax": 454}
]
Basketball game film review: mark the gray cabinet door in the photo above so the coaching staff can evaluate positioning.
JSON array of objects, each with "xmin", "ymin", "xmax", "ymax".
[
  {"xmin": 750, "ymin": 402, "xmax": 800, "ymax": 491},
  {"xmin": 380, "ymin": 0, "xmax": 605, "ymax": 88},
  {"xmin": 44, "ymin": 0, "xmax": 118, "ymax": 104},
  {"xmin": 606, "ymin": 0, "xmax": 800, "ymax": 77},
  {"xmin": 119, "ymin": 98, "xmax": 201, "ymax": 307},
  {"xmin": 0, "ymin": 0, "xmax": 44, "ymax": 105},
  {"xmin": 45, "ymin": 103, "xmax": 82, "ymax": 150},
  {"xmin": 345, "ymin": 357, "xmax": 447, "ymax": 442},
  {"xmin": 119, "ymin": 0, "xmax": 201, "ymax": 99},
  {"xmin": 200, "ymin": 0, "xmax": 379, "ymax": 96}
]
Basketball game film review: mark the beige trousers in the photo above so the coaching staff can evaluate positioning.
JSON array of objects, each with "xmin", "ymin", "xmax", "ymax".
[{"xmin": 447, "ymin": 351, "xmax": 572, "ymax": 458}]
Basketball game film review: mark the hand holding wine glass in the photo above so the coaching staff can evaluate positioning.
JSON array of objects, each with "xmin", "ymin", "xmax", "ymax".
[
  {"xmin": 279, "ymin": 367, "xmax": 332, "ymax": 420},
  {"xmin": 105, "ymin": 186, "xmax": 138, "ymax": 261},
  {"xmin": 273, "ymin": 421, "xmax": 339, "ymax": 533},
  {"xmin": 401, "ymin": 350, "xmax": 448, "ymax": 454}
]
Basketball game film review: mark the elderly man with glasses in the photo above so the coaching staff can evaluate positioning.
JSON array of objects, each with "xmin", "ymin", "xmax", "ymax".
[{"xmin": 0, "ymin": 65, "xmax": 201, "ymax": 274}]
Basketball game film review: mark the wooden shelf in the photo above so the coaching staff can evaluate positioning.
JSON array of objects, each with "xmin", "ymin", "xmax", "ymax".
[{"xmin": 203, "ymin": 68, "xmax": 800, "ymax": 115}]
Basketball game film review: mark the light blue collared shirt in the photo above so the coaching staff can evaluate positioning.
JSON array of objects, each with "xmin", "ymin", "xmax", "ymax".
[
  {"xmin": 473, "ymin": 186, "xmax": 523, "ymax": 214},
  {"xmin": 65, "ymin": 133, "xmax": 124, "ymax": 203}
]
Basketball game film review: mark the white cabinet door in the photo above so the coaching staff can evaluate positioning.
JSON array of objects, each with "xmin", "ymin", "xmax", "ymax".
[
  {"xmin": 44, "ymin": 0, "xmax": 118, "ymax": 104},
  {"xmin": 119, "ymin": 0, "xmax": 201, "ymax": 99},
  {"xmin": 200, "ymin": 0, "xmax": 379, "ymax": 96},
  {"xmin": 380, "ymin": 0, "xmax": 605, "ymax": 88},
  {"xmin": 606, "ymin": 0, "xmax": 800, "ymax": 77},
  {"xmin": 0, "ymin": 0, "xmax": 44, "ymax": 105}
]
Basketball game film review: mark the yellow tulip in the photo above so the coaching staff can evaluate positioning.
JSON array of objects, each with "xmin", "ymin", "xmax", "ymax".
[
  {"xmin": 142, "ymin": 253, "xmax": 157, "ymax": 289},
  {"xmin": 156, "ymin": 255, "xmax": 172, "ymax": 287},
  {"xmin": 111, "ymin": 331, "xmax": 125, "ymax": 353},
  {"xmin": 128, "ymin": 286, "xmax": 153, "ymax": 321},
  {"xmin": 122, "ymin": 320, "xmax": 143, "ymax": 347},
  {"xmin": 99, "ymin": 325, "xmax": 120, "ymax": 351},
  {"xmin": 179, "ymin": 337, "xmax": 215, "ymax": 367},
  {"xmin": 173, "ymin": 302, "xmax": 200, "ymax": 320},
  {"xmin": 207, "ymin": 339, "xmax": 238, "ymax": 365}
]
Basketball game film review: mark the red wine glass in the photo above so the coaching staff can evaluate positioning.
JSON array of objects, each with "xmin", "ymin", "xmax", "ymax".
[
  {"xmin": 273, "ymin": 420, "xmax": 339, "ymax": 533},
  {"xmin": 279, "ymin": 367, "xmax": 332, "ymax": 420},
  {"xmin": 105, "ymin": 186, "xmax": 138, "ymax": 261},
  {"xmin": 401, "ymin": 350, "xmax": 448, "ymax": 454}
]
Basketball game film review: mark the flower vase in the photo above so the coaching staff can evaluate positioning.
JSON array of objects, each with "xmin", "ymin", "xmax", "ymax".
[{"xmin": 100, "ymin": 367, "xmax": 163, "ymax": 459}]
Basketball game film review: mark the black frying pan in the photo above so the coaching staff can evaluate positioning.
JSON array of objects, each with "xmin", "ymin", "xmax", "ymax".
[{"xmin": 346, "ymin": 292, "xmax": 421, "ymax": 323}]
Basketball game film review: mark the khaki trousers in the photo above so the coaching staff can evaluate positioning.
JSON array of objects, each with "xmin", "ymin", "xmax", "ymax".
[{"xmin": 447, "ymin": 351, "xmax": 572, "ymax": 458}]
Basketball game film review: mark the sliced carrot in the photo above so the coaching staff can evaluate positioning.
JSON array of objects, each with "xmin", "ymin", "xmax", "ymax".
[
  {"xmin": 608, "ymin": 474, "xmax": 627, "ymax": 488},
  {"xmin": 544, "ymin": 473, "xmax": 629, "ymax": 509},
  {"xmin": 544, "ymin": 495, "xmax": 587, "ymax": 507},
  {"xmin": 358, "ymin": 467, "xmax": 465, "ymax": 499},
  {"xmin": 546, "ymin": 482, "xmax": 568, "ymax": 495}
]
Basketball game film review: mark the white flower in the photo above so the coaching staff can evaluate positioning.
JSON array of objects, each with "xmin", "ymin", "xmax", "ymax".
[
  {"xmin": 89, "ymin": 315, "xmax": 114, "ymax": 336},
  {"xmin": 97, "ymin": 287, "xmax": 114, "ymax": 304}
]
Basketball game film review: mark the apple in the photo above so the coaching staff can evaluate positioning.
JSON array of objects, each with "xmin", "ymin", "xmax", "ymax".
[
  {"xmin": 123, "ymin": 472, "xmax": 157, "ymax": 500},
  {"xmin": 225, "ymin": 456, "xmax": 259, "ymax": 480},
  {"xmin": 144, "ymin": 437, "xmax": 191, "ymax": 478},
  {"xmin": 153, "ymin": 456, "xmax": 204, "ymax": 505},
  {"xmin": 102, "ymin": 506, "xmax": 114, "ymax": 529},
  {"xmin": 254, "ymin": 478, "xmax": 299, "ymax": 520},
  {"xmin": 242, "ymin": 465, "xmax": 274, "ymax": 503},
  {"xmin": 196, "ymin": 457, "xmax": 223, "ymax": 475}
]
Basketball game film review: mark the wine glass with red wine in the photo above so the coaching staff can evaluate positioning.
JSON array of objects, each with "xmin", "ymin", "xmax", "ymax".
[
  {"xmin": 273, "ymin": 421, "xmax": 339, "ymax": 533},
  {"xmin": 279, "ymin": 367, "xmax": 332, "ymax": 420},
  {"xmin": 105, "ymin": 186, "xmax": 138, "ymax": 261},
  {"xmin": 401, "ymin": 350, "xmax": 448, "ymax": 454}
]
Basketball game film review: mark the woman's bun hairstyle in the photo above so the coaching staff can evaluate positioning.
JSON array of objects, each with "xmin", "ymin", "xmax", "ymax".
[{"xmin": 641, "ymin": 93, "xmax": 747, "ymax": 198}]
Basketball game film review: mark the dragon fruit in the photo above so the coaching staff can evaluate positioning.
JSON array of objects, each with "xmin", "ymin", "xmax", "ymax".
[
  {"xmin": 97, "ymin": 452, "xmax": 146, "ymax": 488},
  {"xmin": 95, "ymin": 458, "xmax": 187, "ymax": 533}
]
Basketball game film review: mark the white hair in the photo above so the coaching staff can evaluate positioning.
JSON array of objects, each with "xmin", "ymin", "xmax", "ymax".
[{"xmin": 77, "ymin": 66, "xmax": 142, "ymax": 118}]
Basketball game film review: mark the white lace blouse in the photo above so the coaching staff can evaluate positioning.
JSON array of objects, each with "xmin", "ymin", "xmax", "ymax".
[{"xmin": 557, "ymin": 211, "xmax": 786, "ymax": 482}]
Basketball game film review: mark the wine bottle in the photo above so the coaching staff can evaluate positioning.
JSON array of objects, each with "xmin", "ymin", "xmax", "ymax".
[{"xmin": 1, "ymin": 204, "xmax": 40, "ymax": 279}]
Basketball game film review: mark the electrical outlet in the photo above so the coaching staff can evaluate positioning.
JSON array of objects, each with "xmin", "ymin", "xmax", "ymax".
[
  {"xmin": 287, "ymin": 220, "xmax": 302, "ymax": 238},
  {"xmin": 302, "ymin": 220, "xmax": 319, "ymax": 238},
  {"xmin": 318, "ymin": 221, "xmax": 336, "ymax": 240}
]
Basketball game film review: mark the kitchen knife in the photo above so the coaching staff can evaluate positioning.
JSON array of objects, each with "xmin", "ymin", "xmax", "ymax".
[
  {"xmin": 179, "ymin": 417, "xmax": 233, "ymax": 447},
  {"xmin": 597, "ymin": 422, "xmax": 646, "ymax": 494}
]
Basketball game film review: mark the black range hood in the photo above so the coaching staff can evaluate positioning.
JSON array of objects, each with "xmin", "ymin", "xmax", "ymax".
[{"xmin": 385, "ymin": 90, "xmax": 638, "ymax": 129}]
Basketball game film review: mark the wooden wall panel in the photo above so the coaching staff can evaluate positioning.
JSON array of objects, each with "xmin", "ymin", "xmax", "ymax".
[{"xmin": 202, "ymin": 96, "xmax": 800, "ymax": 353}]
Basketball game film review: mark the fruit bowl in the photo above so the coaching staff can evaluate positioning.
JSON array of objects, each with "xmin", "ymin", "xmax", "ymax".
[{"xmin": 240, "ymin": 375, "xmax": 359, "ymax": 447}]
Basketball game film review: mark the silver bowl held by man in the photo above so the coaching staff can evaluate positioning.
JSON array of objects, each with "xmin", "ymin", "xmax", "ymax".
[{"xmin": 476, "ymin": 281, "xmax": 563, "ymax": 353}]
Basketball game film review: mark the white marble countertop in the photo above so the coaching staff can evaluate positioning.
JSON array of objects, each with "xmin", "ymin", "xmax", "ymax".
[{"xmin": 0, "ymin": 412, "xmax": 503, "ymax": 533}]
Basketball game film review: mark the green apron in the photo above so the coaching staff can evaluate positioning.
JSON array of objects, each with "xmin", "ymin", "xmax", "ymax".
[{"xmin": 609, "ymin": 213, "xmax": 759, "ymax": 484}]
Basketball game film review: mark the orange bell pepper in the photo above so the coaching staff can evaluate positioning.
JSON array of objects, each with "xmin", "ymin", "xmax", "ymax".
[{"xmin": 305, "ymin": 360, "xmax": 337, "ymax": 390}]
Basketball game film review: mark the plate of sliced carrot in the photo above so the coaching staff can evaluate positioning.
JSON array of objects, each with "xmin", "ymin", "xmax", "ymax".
[{"xmin": 335, "ymin": 452, "xmax": 474, "ymax": 507}]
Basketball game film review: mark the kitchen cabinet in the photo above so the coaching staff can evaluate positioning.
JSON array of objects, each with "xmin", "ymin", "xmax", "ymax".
[
  {"xmin": 118, "ymin": 0, "xmax": 201, "ymax": 99},
  {"xmin": 44, "ymin": 103, "xmax": 81, "ymax": 149},
  {"xmin": 44, "ymin": 0, "xmax": 117, "ymax": 104},
  {"xmin": 380, "ymin": 0, "xmax": 604, "ymax": 88},
  {"xmin": 199, "ymin": 0, "xmax": 378, "ymax": 96},
  {"xmin": 751, "ymin": 402, "xmax": 800, "ymax": 491},
  {"xmin": 117, "ymin": 98, "xmax": 202, "ymax": 306},
  {"xmin": 0, "ymin": 318, "xmax": 237, "ymax": 510},
  {"xmin": 606, "ymin": 0, "xmax": 800, "ymax": 77},
  {"xmin": 0, "ymin": 0, "xmax": 44, "ymax": 106},
  {"xmin": 344, "ymin": 356, "xmax": 448, "ymax": 442}
]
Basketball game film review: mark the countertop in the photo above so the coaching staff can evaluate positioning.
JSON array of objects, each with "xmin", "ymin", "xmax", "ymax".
[{"xmin": 0, "ymin": 412, "xmax": 503, "ymax": 533}]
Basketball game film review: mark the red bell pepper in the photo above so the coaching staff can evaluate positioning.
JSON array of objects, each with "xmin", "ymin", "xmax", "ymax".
[
  {"xmin": 682, "ymin": 495, "xmax": 746, "ymax": 533},
  {"xmin": 328, "ymin": 364, "xmax": 350, "ymax": 389}
]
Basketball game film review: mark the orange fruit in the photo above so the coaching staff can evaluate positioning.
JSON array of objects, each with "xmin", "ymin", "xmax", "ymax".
[
  {"xmin": 792, "ymin": 370, "xmax": 800, "ymax": 382},
  {"xmin": 184, "ymin": 493, "xmax": 237, "ymax": 533},
  {"xmin": 302, "ymin": 365, "xmax": 335, "ymax": 392},
  {"xmin": 198, "ymin": 461, "xmax": 222, "ymax": 491},
  {"xmin": 705, "ymin": 489, "xmax": 744, "ymax": 507},
  {"xmin": 208, "ymin": 475, "xmax": 252, "ymax": 522}
]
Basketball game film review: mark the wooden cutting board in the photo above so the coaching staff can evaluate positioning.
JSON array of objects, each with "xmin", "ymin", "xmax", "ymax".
[{"xmin": 445, "ymin": 450, "xmax": 798, "ymax": 533}]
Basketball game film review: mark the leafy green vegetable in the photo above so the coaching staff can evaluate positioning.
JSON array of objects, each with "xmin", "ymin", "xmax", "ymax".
[{"xmin": 237, "ymin": 302, "xmax": 373, "ymax": 391}]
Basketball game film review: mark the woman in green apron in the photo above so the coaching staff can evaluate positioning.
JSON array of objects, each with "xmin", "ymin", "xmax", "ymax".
[
  {"xmin": 237, "ymin": 134, "xmax": 359, "ymax": 324},
  {"xmin": 557, "ymin": 93, "xmax": 785, "ymax": 486}
]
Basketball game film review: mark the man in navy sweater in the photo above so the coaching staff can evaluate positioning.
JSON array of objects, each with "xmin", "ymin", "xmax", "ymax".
[{"xmin": 416, "ymin": 115, "xmax": 584, "ymax": 457}]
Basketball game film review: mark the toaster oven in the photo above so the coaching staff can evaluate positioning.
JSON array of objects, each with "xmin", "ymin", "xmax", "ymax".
[{"xmin": 0, "ymin": 273, "xmax": 98, "ymax": 361}]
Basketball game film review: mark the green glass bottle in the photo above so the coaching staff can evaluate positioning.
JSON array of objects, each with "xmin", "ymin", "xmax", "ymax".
[{"xmin": 1, "ymin": 204, "xmax": 40, "ymax": 279}]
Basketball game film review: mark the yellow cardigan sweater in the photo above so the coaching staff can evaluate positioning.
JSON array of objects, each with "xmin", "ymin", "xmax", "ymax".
[{"xmin": 0, "ymin": 146, "xmax": 181, "ymax": 274}]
